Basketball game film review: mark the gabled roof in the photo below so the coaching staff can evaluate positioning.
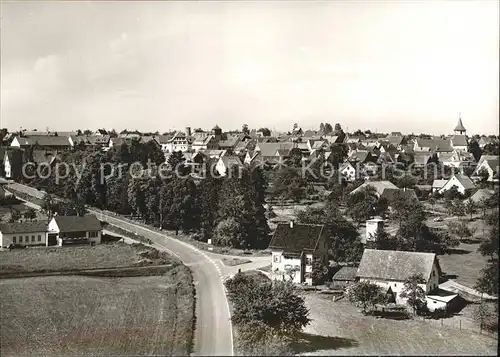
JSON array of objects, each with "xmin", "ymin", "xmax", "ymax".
[
  {"xmin": 467, "ymin": 188, "xmax": 495, "ymax": 203},
  {"xmin": 154, "ymin": 135, "xmax": 173, "ymax": 144},
  {"xmin": 333, "ymin": 266, "xmax": 358, "ymax": 281},
  {"xmin": 348, "ymin": 150, "xmax": 370, "ymax": 163},
  {"xmin": 432, "ymin": 179, "xmax": 447, "ymax": 189},
  {"xmin": 14, "ymin": 136, "xmax": 71, "ymax": 147},
  {"xmin": 0, "ymin": 221, "xmax": 48, "ymax": 234},
  {"xmin": 268, "ymin": 223, "xmax": 325, "ymax": 253},
  {"xmin": 255, "ymin": 142, "xmax": 294, "ymax": 157},
  {"xmin": 434, "ymin": 139, "xmax": 453, "ymax": 152},
  {"xmin": 52, "ymin": 215, "xmax": 101, "ymax": 232},
  {"xmin": 349, "ymin": 180, "xmax": 398, "ymax": 197},
  {"xmin": 450, "ymin": 135, "xmax": 468, "ymax": 147},
  {"xmin": 415, "ymin": 138, "xmax": 436, "ymax": 150},
  {"xmin": 451, "ymin": 173, "xmax": 476, "ymax": 190},
  {"xmin": 357, "ymin": 249, "xmax": 437, "ymax": 282},
  {"xmin": 218, "ymin": 135, "xmax": 240, "ymax": 149},
  {"xmin": 380, "ymin": 188, "xmax": 418, "ymax": 203},
  {"xmin": 413, "ymin": 152, "xmax": 432, "ymax": 165}
]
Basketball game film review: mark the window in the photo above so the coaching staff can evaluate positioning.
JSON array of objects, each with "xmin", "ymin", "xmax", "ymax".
[
  {"xmin": 38, "ymin": 235, "xmax": 41, "ymax": 242},
  {"xmin": 306, "ymin": 257, "xmax": 312, "ymax": 266},
  {"xmin": 19, "ymin": 236, "xmax": 22, "ymax": 243},
  {"xmin": 433, "ymin": 270, "xmax": 435, "ymax": 277},
  {"xmin": 89, "ymin": 231, "xmax": 98, "ymax": 238},
  {"xmin": 25, "ymin": 236, "xmax": 29, "ymax": 242},
  {"xmin": 31, "ymin": 236, "xmax": 35, "ymax": 242},
  {"xmin": 273, "ymin": 255, "xmax": 281, "ymax": 263},
  {"xmin": 13, "ymin": 237, "xmax": 16, "ymax": 243}
]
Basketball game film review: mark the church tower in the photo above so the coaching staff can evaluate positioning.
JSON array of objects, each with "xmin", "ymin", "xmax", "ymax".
[{"xmin": 454, "ymin": 113, "xmax": 466, "ymax": 135}]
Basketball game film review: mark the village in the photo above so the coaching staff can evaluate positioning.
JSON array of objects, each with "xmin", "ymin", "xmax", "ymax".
[{"xmin": 0, "ymin": 117, "xmax": 498, "ymax": 355}]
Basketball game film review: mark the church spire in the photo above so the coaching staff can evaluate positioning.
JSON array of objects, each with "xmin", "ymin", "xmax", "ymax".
[{"xmin": 454, "ymin": 113, "xmax": 466, "ymax": 134}]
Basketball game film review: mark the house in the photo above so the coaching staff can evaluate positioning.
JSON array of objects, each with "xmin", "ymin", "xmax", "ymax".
[
  {"xmin": 431, "ymin": 179, "xmax": 448, "ymax": 193},
  {"xmin": 348, "ymin": 150, "xmax": 373, "ymax": 164},
  {"xmin": 332, "ymin": 266, "xmax": 358, "ymax": 288},
  {"xmin": 199, "ymin": 149, "xmax": 227, "ymax": 159},
  {"xmin": 2, "ymin": 149, "xmax": 24, "ymax": 180},
  {"xmin": 268, "ymin": 221, "xmax": 329, "ymax": 285},
  {"xmin": 380, "ymin": 188, "xmax": 418, "ymax": 206},
  {"xmin": 413, "ymin": 152, "xmax": 433, "ymax": 167},
  {"xmin": 70, "ymin": 135, "xmax": 111, "ymax": 148},
  {"xmin": 47, "ymin": 215, "xmax": 102, "ymax": 246},
  {"xmin": 192, "ymin": 135, "xmax": 218, "ymax": 152},
  {"xmin": 414, "ymin": 138, "xmax": 436, "ymax": 152},
  {"xmin": 438, "ymin": 173, "xmax": 476, "ymax": 196},
  {"xmin": 153, "ymin": 135, "xmax": 173, "ymax": 152},
  {"xmin": 163, "ymin": 131, "xmax": 191, "ymax": 153},
  {"xmin": 340, "ymin": 162, "xmax": 357, "ymax": 182},
  {"xmin": 11, "ymin": 136, "xmax": 72, "ymax": 150},
  {"xmin": 0, "ymin": 221, "xmax": 49, "ymax": 248},
  {"xmin": 363, "ymin": 218, "xmax": 384, "ymax": 244},
  {"xmin": 467, "ymin": 188, "xmax": 496, "ymax": 204},
  {"xmin": 356, "ymin": 249, "xmax": 442, "ymax": 307},
  {"xmin": 215, "ymin": 155, "xmax": 243, "ymax": 176},
  {"xmin": 217, "ymin": 135, "xmax": 241, "ymax": 151},
  {"xmin": 450, "ymin": 135, "xmax": 468, "ymax": 152},
  {"xmin": 473, "ymin": 155, "xmax": 499, "ymax": 182}
]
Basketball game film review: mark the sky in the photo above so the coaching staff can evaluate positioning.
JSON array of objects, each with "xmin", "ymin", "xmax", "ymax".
[{"xmin": 1, "ymin": 1, "xmax": 498, "ymax": 135}]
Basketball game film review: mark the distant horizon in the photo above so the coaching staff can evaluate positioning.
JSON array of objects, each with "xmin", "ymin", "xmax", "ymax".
[
  {"xmin": 1, "ymin": 1, "xmax": 498, "ymax": 135},
  {"xmin": 4, "ymin": 116, "xmax": 497, "ymax": 137}
]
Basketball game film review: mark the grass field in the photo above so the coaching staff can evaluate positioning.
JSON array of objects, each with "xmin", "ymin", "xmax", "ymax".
[
  {"xmin": 438, "ymin": 242, "xmax": 489, "ymax": 288},
  {"xmin": 302, "ymin": 294, "xmax": 497, "ymax": 356},
  {"xmin": 0, "ymin": 242, "xmax": 173, "ymax": 275},
  {"xmin": 0, "ymin": 265, "xmax": 194, "ymax": 357}
]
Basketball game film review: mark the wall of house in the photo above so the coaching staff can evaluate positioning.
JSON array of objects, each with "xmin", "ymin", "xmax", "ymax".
[
  {"xmin": 216, "ymin": 160, "xmax": 227, "ymax": 176},
  {"xmin": 439, "ymin": 176, "xmax": 466, "ymax": 194},
  {"xmin": 359, "ymin": 277, "xmax": 428, "ymax": 305},
  {"xmin": 426, "ymin": 262, "xmax": 440, "ymax": 292},
  {"xmin": 271, "ymin": 250, "xmax": 303, "ymax": 284},
  {"xmin": 425, "ymin": 296, "xmax": 449, "ymax": 312},
  {"xmin": 0, "ymin": 231, "xmax": 48, "ymax": 247},
  {"xmin": 4, "ymin": 156, "xmax": 11, "ymax": 178}
]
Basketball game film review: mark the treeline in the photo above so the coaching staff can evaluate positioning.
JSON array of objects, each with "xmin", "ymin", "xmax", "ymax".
[{"xmin": 28, "ymin": 142, "xmax": 270, "ymax": 249}]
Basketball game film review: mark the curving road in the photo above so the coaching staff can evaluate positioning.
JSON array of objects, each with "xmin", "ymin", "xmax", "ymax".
[{"xmin": 7, "ymin": 183, "xmax": 233, "ymax": 356}]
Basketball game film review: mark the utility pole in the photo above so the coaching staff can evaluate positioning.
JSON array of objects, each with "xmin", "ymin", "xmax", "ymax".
[{"xmin": 159, "ymin": 197, "xmax": 163, "ymax": 230}]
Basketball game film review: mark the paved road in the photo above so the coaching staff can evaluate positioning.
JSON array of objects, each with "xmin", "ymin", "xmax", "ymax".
[{"xmin": 8, "ymin": 183, "xmax": 234, "ymax": 356}]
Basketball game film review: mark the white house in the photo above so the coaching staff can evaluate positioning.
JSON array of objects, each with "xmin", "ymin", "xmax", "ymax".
[
  {"xmin": 215, "ymin": 155, "xmax": 243, "ymax": 176},
  {"xmin": 3, "ymin": 151, "xmax": 12, "ymax": 178},
  {"xmin": 192, "ymin": 135, "xmax": 218, "ymax": 152},
  {"xmin": 47, "ymin": 215, "xmax": 102, "ymax": 246},
  {"xmin": 473, "ymin": 155, "xmax": 499, "ymax": 182},
  {"xmin": 356, "ymin": 249, "xmax": 442, "ymax": 308},
  {"xmin": 363, "ymin": 218, "xmax": 384, "ymax": 244},
  {"xmin": 268, "ymin": 221, "xmax": 329, "ymax": 285},
  {"xmin": 438, "ymin": 173, "xmax": 476, "ymax": 195},
  {"xmin": 0, "ymin": 221, "xmax": 49, "ymax": 248},
  {"xmin": 340, "ymin": 162, "xmax": 357, "ymax": 182},
  {"xmin": 163, "ymin": 131, "xmax": 191, "ymax": 153}
]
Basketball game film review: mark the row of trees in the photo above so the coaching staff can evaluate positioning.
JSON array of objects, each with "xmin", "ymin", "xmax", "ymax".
[{"xmin": 29, "ymin": 142, "xmax": 270, "ymax": 249}]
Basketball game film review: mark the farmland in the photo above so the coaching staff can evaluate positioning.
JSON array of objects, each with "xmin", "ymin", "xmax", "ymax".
[
  {"xmin": 302, "ymin": 294, "xmax": 497, "ymax": 356},
  {"xmin": 0, "ymin": 242, "xmax": 174, "ymax": 275},
  {"xmin": 0, "ymin": 243, "xmax": 195, "ymax": 356},
  {"xmin": 0, "ymin": 266, "xmax": 194, "ymax": 356}
]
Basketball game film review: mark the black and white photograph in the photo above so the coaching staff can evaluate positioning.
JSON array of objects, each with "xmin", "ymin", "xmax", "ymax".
[{"xmin": 0, "ymin": 1, "xmax": 498, "ymax": 356}]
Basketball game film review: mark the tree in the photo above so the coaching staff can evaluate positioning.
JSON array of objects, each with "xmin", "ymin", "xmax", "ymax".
[
  {"xmin": 168, "ymin": 151, "xmax": 187, "ymax": 174},
  {"xmin": 400, "ymin": 274, "xmax": 427, "ymax": 316},
  {"xmin": 41, "ymin": 193, "xmax": 57, "ymax": 218},
  {"xmin": 297, "ymin": 201, "xmax": 362, "ymax": 263},
  {"xmin": 447, "ymin": 198, "xmax": 466, "ymax": 217},
  {"xmin": 319, "ymin": 123, "xmax": 325, "ymax": 133},
  {"xmin": 271, "ymin": 167, "xmax": 305, "ymax": 203},
  {"xmin": 366, "ymin": 225, "xmax": 400, "ymax": 251},
  {"xmin": 468, "ymin": 140, "xmax": 482, "ymax": 162},
  {"xmin": 473, "ymin": 301, "xmax": 498, "ymax": 333},
  {"xmin": 242, "ymin": 124, "xmax": 249, "ymax": 135},
  {"xmin": 9, "ymin": 209, "xmax": 22, "ymax": 223},
  {"xmin": 257, "ymin": 128, "xmax": 271, "ymax": 137},
  {"xmin": 475, "ymin": 210, "xmax": 499, "ymax": 296},
  {"xmin": 212, "ymin": 218, "xmax": 243, "ymax": 247},
  {"xmin": 465, "ymin": 198, "xmax": 477, "ymax": 220},
  {"xmin": 197, "ymin": 175, "xmax": 222, "ymax": 240},
  {"xmin": 345, "ymin": 186, "xmax": 379, "ymax": 225},
  {"xmin": 347, "ymin": 281, "xmax": 385, "ymax": 314},
  {"xmin": 443, "ymin": 185, "xmax": 463, "ymax": 201},
  {"xmin": 323, "ymin": 123, "xmax": 333, "ymax": 134},
  {"xmin": 477, "ymin": 167, "xmax": 490, "ymax": 185},
  {"xmin": 23, "ymin": 207, "xmax": 37, "ymax": 221},
  {"xmin": 57, "ymin": 199, "xmax": 87, "ymax": 216},
  {"xmin": 447, "ymin": 220, "xmax": 475, "ymax": 242},
  {"xmin": 311, "ymin": 257, "xmax": 329, "ymax": 285},
  {"xmin": 225, "ymin": 272, "xmax": 311, "ymax": 336}
]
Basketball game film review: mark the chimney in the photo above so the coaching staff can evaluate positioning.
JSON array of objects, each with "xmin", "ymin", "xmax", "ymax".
[
  {"xmin": 290, "ymin": 220, "xmax": 294, "ymax": 228},
  {"xmin": 185, "ymin": 127, "xmax": 192, "ymax": 136}
]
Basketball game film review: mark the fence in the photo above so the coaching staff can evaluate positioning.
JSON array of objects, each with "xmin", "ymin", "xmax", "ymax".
[{"xmin": 418, "ymin": 315, "xmax": 497, "ymax": 337}]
